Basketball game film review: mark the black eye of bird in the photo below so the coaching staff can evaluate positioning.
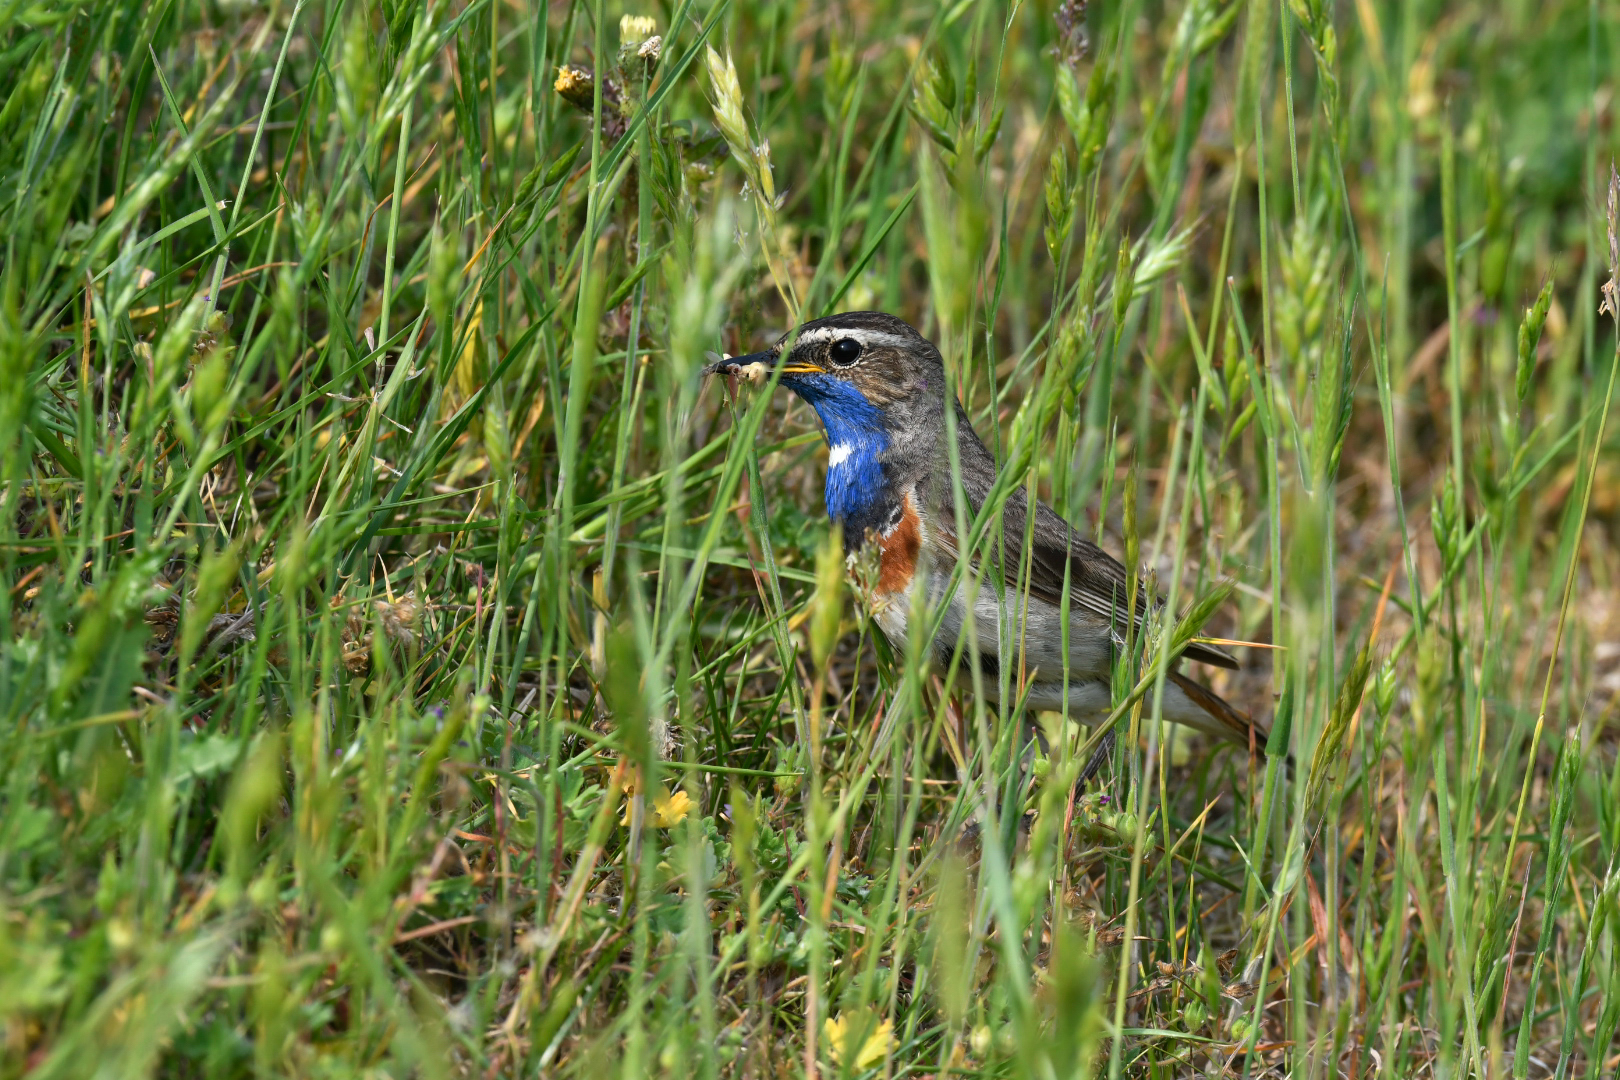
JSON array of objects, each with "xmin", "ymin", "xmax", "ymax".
[{"xmin": 828, "ymin": 337, "xmax": 861, "ymax": 367}]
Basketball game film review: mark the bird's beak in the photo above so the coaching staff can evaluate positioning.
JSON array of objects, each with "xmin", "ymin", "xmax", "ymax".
[
  {"xmin": 701, "ymin": 346, "xmax": 824, "ymax": 384},
  {"xmin": 701, "ymin": 349, "xmax": 775, "ymax": 383}
]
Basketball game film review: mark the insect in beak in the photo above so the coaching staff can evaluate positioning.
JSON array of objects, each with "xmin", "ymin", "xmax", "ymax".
[{"xmin": 701, "ymin": 350, "xmax": 775, "ymax": 384}]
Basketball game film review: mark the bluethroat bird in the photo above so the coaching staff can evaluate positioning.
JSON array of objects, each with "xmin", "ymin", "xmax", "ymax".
[{"xmin": 705, "ymin": 311, "xmax": 1265, "ymax": 752}]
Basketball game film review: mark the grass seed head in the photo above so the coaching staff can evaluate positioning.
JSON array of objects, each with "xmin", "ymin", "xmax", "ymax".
[
  {"xmin": 1053, "ymin": 0, "xmax": 1089, "ymax": 63},
  {"xmin": 1044, "ymin": 143, "xmax": 1073, "ymax": 267},
  {"xmin": 704, "ymin": 47, "xmax": 751, "ymax": 167},
  {"xmin": 1517, "ymin": 278, "xmax": 1555, "ymax": 401}
]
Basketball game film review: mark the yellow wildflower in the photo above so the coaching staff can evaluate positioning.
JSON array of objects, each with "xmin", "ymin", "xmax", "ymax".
[
  {"xmin": 652, "ymin": 787, "xmax": 692, "ymax": 828},
  {"xmin": 619, "ymin": 14, "xmax": 657, "ymax": 48},
  {"xmin": 822, "ymin": 1012, "xmax": 895, "ymax": 1071}
]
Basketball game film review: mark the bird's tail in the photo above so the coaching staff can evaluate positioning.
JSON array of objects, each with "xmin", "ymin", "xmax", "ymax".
[{"xmin": 1167, "ymin": 671, "xmax": 1270, "ymax": 756}]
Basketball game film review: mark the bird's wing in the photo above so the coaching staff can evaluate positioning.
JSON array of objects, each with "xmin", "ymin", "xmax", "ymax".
[
  {"xmin": 931, "ymin": 469, "xmax": 1238, "ymax": 670},
  {"xmin": 1018, "ymin": 512, "xmax": 1240, "ymax": 670}
]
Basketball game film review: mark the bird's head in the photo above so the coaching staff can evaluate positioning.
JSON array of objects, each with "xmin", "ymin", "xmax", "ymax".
[
  {"xmin": 704, "ymin": 312, "xmax": 951, "ymax": 530},
  {"xmin": 703, "ymin": 310, "xmax": 947, "ymax": 435}
]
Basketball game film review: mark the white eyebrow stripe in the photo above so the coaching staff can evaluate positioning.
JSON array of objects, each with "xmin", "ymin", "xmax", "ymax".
[{"xmin": 787, "ymin": 327, "xmax": 916, "ymax": 350}]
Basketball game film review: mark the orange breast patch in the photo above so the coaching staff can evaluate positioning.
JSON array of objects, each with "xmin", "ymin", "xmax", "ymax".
[{"xmin": 876, "ymin": 494, "xmax": 922, "ymax": 596}]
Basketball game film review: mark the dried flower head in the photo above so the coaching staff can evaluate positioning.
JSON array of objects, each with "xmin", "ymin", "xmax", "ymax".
[
  {"xmin": 338, "ymin": 592, "xmax": 422, "ymax": 674},
  {"xmin": 554, "ymin": 65, "xmax": 595, "ymax": 111},
  {"xmin": 374, "ymin": 593, "xmax": 420, "ymax": 650},
  {"xmin": 554, "ymin": 64, "xmax": 627, "ymax": 139}
]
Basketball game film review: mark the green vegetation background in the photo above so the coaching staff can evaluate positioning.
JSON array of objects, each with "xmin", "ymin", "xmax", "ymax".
[{"xmin": 2, "ymin": 0, "xmax": 1618, "ymax": 1076}]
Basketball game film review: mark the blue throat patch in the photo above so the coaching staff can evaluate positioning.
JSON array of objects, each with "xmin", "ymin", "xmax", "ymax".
[{"xmin": 781, "ymin": 374, "xmax": 892, "ymax": 530}]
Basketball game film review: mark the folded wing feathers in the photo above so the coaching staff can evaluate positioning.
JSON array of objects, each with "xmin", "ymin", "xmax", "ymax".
[{"xmin": 931, "ymin": 492, "xmax": 1240, "ymax": 670}]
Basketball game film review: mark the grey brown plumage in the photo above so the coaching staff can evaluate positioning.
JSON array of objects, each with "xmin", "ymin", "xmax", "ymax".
[{"xmin": 705, "ymin": 311, "xmax": 1267, "ymax": 751}]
